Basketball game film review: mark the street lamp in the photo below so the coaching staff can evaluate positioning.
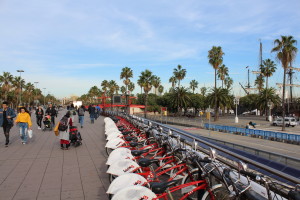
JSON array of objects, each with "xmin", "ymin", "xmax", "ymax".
[
  {"xmin": 17, "ymin": 70, "xmax": 24, "ymax": 106},
  {"xmin": 234, "ymin": 97, "xmax": 239, "ymax": 123},
  {"xmin": 34, "ymin": 82, "xmax": 39, "ymax": 107},
  {"xmin": 43, "ymin": 88, "xmax": 46, "ymax": 105},
  {"xmin": 268, "ymin": 101, "xmax": 272, "ymax": 122}
]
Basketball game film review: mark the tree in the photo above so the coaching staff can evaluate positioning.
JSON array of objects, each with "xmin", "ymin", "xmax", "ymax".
[
  {"xmin": 12, "ymin": 76, "xmax": 25, "ymax": 106},
  {"xmin": 108, "ymin": 80, "xmax": 119, "ymax": 109},
  {"xmin": 189, "ymin": 79, "xmax": 198, "ymax": 94},
  {"xmin": 255, "ymin": 74, "xmax": 264, "ymax": 92},
  {"xmin": 137, "ymin": 77, "xmax": 143, "ymax": 94},
  {"xmin": 208, "ymin": 46, "xmax": 224, "ymax": 121},
  {"xmin": 260, "ymin": 59, "xmax": 277, "ymax": 89},
  {"xmin": 120, "ymin": 67, "xmax": 133, "ymax": 113},
  {"xmin": 88, "ymin": 86, "xmax": 101, "ymax": 103},
  {"xmin": 24, "ymin": 82, "xmax": 34, "ymax": 105},
  {"xmin": 173, "ymin": 65, "xmax": 186, "ymax": 88},
  {"xmin": 101, "ymin": 80, "xmax": 109, "ymax": 95},
  {"xmin": 152, "ymin": 75, "xmax": 161, "ymax": 95},
  {"xmin": 0, "ymin": 72, "xmax": 13, "ymax": 100},
  {"xmin": 158, "ymin": 85, "xmax": 164, "ymax": 95},
  {"xmin": 200, "ymin": 87, "xmax": 207, "ymax": 96},
  {"xmin": 169, "ymin": 87, "xmax": 191, "ymax": 115},
  {"xmin": 206, "ymin": 88, "xmax": 232, "ymax": 120},
  {"xmin": 128, "ymin": 82, "xmax": 135, "ymax": 93},
  {"xmin": 120, "ymin": 86, "xmax": 126, "ymax": 94},
  {"xmin": 271, "ymin": 36, "xmax": 297, "ymax": 130},
  {"xmin": 224, "ymin": 77, "xmax": 233, "ymax": 90},
  {"xmin": 139, "ymin": 69, "xmax": 155, "ymax": 118},
  {"xmin": 169, "ymin": 76, "xmax": 177, "ymax": 89},
  {"xmin": 256, "ymin": 88, "xmax": 281, "ymax": 114},
  {"xmin": 217, "ymin": 64, "xmax": 229, "ymax": 88}
]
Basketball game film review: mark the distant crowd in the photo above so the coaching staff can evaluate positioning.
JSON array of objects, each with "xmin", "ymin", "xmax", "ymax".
[{"xmin": 0, "ymin": 101, "xmax": 101, "ymax": 150}]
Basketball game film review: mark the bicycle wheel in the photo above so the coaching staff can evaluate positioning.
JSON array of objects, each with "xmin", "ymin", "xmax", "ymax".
[{"xmin": 203, "ymin": 186, "xmax": 231, "ymax": 200}]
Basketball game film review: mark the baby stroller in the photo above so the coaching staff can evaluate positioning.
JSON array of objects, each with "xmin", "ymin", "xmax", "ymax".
[
  {"xmin": 43, "ymin": 115, "xmax": 52, "ymax": 131},
  {"xmin": 69, "ymin": 126, "xmax": 82, "ymax": 147}
]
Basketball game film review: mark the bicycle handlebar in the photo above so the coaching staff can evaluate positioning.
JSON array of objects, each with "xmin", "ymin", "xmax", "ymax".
[{"xmin": 240, "ymin": 170, "xmax": 259, "ymax": 180}]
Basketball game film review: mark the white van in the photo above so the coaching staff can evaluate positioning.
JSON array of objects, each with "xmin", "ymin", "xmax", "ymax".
[{"xmin": 272, "ymin": 117, "xmax": 297, "ymax": 127}]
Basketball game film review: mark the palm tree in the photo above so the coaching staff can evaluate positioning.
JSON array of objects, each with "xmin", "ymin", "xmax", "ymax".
[
  {"xmin": 120, "ymin": 86, "xmax": 126, "ymax": 94},
  {"xmin": 152, "ymin": 76, "xmax": 161, "ymax": 95},
  {"xmin": 170, "ymin": 87, "xmax": 191, "ymax": 116},
  {"xmin": 256, "ymin": 88, "xmax": 281, "ymax": 115},
  {"xmin": 128, "ymin": 82, "xmax": 135, "ymax": 93},
  {"xmin": 137, "ymin": 78, "xmax": 143, "ymax": 94},
  {"xmin": 189, "ymin": 80, "xmax": 198, "ymax": 94},
  {"xmin": 224, "ymin": 77, "xmax": 233, "ymax": 90},
  {"xmin": 271, "ymin": 35, "xmax": 297, "ymax": 130},
  {"xmin": 200, "ymin": 87, "xmax": 207, "ymax": 96},
  {"xmin": 208, "ymin": 46, "xmax": 224, "ymax": 121},
  {"xmin": 173, "ymin": 65, "xmax": 186, "ymax": 88},
  {"xmin": 108, "ymin": 80, "xmax": 119, "ymax": 110},
  {"xmin": 158, "ymin": 85, "xmax": 164, "ymax": 95},
  {"xmin": 206, "ymin": 88, "xmax": 231, "ymax": 120},
  {"xmin": 12, "ymin": 76, "xmax": 25, "ymax": 106},
  {"xmin": 261, "ymin": 59, "xmax": 277, "ymax": 89},
  {"xmin": 255, "ymin": 74, "xmax": 264, "ymax": 92},
  {"xmin": 24, "ymin": 82, "xmax": 34, "ymax": 105},
  {"xmin": 0, "ymin": 72, "xmax": 13, "ymax": 100},
  {"xmin": 217, "ymin": 64, "xmax": 229, "ymax": 88},
  {"xmin": 169, "ymin": 76, "xmax": 177, "ymax": 89},
  {"xmin": 101, "ymin": 80, "xmax": 109, "ymax": 95},
  {"xmin": 139, "ymin": 70, "xmax": 155, "ymax": 118},
  {"xmin": 88, "ymin": 86, "xmax": 101, "ymax": 103},
  {"xmin": 120, "ymin": 67, "xmax": 133, "ymax": 113}
]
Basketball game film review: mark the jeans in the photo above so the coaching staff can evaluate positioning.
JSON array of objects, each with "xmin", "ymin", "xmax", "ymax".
[
  {"xmin": 51, "ymin": 116, "xmax": 55, "ymax": 126},
  {"xmin": 2, "ymin": 123, "xmax": 12, "ymax": 144},
  {"xmin": 79, "ymin": 115, "xmax": 84, "ymax": 127},
  {"xmin": 19, "ymin": 122, "xmax": 28, "ymax": 143}
]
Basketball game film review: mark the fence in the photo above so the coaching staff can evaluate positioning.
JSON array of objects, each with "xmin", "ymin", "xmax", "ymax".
[{"xmin": 204, "ymin": 124, "xmax": 300, "ymax": 143}]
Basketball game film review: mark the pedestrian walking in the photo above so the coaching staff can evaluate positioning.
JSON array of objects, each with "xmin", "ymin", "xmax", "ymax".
[
  {"xmin": 35, "ymin": 105, "xmax": 44, "ymax": 129},
  {"xmin": 0, "ymin": 101, "xmax": 16, "ymax": 147},
  {"xmin": 88, "ymin": 105, "xmax": 96, "ymax": 124},
  {"xmin": 95, "ymin": 105, "xmax": 101, "ymax": 120},
  {"xmin": 45, "ymin": 104, "xmax": 57, "ymax": 126},
  {"xmin": 15, "ymin": 107, "xmax": 32, "ymax": 144},
  {"xmin": 59, "ymin": 111, "xmax": 72, "ymax": 150},
  {"xmin": 78, "ymin": 105, "xmax": 85, "ymax": 128}
]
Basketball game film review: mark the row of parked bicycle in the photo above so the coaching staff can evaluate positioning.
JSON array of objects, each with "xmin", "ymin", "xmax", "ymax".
[{"xmin": 103, "ymin": 113, "xmax": 300, "ymax": 200}]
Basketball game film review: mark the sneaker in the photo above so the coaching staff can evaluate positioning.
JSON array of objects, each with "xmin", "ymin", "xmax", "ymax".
[
  {"xmin": 38, "ymin": 127, "xmax": 41, "ymax": 130},
  {"xmin": 5, "ymin": 142, "xmax": 8, "ymax": 147},
  {"xmin": 81, "ymin": 126, "xmax": 83, "ymax": 128},
  {"xmin": 22, "ymin": 142, "xmax": 26, "ymax": 145}
]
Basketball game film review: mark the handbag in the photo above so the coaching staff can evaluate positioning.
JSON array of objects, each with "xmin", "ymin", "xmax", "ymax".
[
  {"xmin": 54, "ymin": 123, "xmax": 59, "ymax": 136},
  {"xmin": 28, "ymin": 129, "xmax": 33, "ymax": 138}
]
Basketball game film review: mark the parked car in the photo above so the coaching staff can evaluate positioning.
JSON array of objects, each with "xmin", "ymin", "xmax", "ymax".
[{"xmin": 272, "ymin": 117, "xmax": 297, "ymax": 127}]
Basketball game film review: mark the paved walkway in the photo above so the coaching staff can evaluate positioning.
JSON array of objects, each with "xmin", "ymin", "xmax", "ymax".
[{"xmin": 0, "ymin": 110, "xmax": 109, "ymax": 200}]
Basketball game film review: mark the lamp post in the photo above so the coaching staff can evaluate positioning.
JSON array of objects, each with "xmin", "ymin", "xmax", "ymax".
[
  {"xmin": 34, "ymin": 82, "xmax": 39, "ymax": 107},
  {"xmin": 17, "ymin": 70, "xmax": 24, "ymax": 106},
  {"xmin": 268, "ymin": 101, "xmax": 272, "ymax": 122},
  {"xmin": 43, "ymin": 88, "xmax": 46, "ymax": 106},
  {"xmin": 234, "ymin": 97, "xmax": 239, "ymax": 123}
]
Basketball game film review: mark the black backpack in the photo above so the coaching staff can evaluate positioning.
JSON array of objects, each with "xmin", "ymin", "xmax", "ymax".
[{"xmin": 58, "ymin": 116, "xmax": 69, "ymax": 131}]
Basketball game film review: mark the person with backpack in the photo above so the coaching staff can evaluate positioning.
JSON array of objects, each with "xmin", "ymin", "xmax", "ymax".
[
  {"xmin": 58, "ymin": 111, "xmax": 72, "ymax": 150},
  {"xmin": 0, "ymin": 101, "xmax": 16, "ymax": 147},
  {"xmin": 15, "ymin": 107, "xmax": 32, "ymax": 145},
  {"xmin": 35, "ymin": 105, "xmax": 44, "ymax": 129},
  {"xmin": 78, "ymin": 105, "xmax": 85, "ymax": 128}
]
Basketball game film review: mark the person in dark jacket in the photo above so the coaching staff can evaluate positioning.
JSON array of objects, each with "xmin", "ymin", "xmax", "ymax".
[
  {"xmin": 0, "ymin": 101, "xmax": 16, "ymax": 147},
  {"xmin": 88, "ymin": 105, "xmax": 96, "ymax": 124},
  {"xmin": 78, "ymin": 105, "xmax": 85, "ymax": 128},
  {"xmin": 35, "ymin": 105, "xmax": 44, "ymax": 129},
  {"xmin": 45, "ymin": 104, "xmax": 57, "ymax": 126}
]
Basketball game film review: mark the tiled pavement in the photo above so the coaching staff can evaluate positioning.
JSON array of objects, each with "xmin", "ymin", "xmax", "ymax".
[{"xmin": 0, "ymin": 110, "xmax": 109, "ymax": 200}]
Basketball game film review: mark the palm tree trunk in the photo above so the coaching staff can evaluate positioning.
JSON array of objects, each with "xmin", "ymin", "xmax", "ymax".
[
  {"xmin": 144, "ymin": 92, "xmax": 148, "ymax": 118},
  {"xmin": 214, "ymin": 68, "xmax": 218, "ymax": 121},
  {"xmin": 282, "ymin": 67, "xmax": 286, "ymax": 131},
  {"xmin": 265, "ymin": 76, "xmax": 268, "ymax": 121}
]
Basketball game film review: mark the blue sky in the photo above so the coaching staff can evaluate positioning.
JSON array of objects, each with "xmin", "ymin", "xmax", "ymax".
[{"xmin": 0, "ymin": 0, "xmax": 299, "ymax": 98}]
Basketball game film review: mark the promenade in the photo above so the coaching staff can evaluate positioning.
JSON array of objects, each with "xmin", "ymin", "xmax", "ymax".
[{"xmin": 0, "ymin": 110, "xmax": 109, "ymax": 200}]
